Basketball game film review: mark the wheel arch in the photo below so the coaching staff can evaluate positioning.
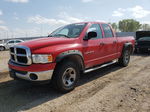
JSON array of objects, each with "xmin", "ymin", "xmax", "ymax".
[
  {"xmin": 55, "ymin": 50, "xmax": 85, "ymax": 72},
  {"xmin": 118, "ymin": 42, "xmax": 132, "ymax": 67},
  {"xmin": 123, "ymin": 42, "xmax": 133, "ymax": 54},
  {"xmin": 0, "ymin": 46, "xmax": 5, "ymax": 51}
]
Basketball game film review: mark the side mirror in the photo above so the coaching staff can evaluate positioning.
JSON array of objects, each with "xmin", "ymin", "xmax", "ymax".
[{"xmin": 84, "ymin": 31, "xmax": 97, "ymax": 40}]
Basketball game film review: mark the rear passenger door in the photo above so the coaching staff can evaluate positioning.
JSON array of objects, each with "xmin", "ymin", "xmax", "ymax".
[{"xmin": 100, "ymin": 24, "xmax": 118, "ymax": 62}]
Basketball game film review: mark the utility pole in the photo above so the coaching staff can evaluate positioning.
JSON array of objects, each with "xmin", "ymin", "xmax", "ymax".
[{"xmin": 6, "ymin": 31, "xmax": 8, "ymax": 39}]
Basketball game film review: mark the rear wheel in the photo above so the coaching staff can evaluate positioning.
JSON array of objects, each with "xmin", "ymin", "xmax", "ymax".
[
  {"xmin": 118, "ymin": 48, "xmax": 130, "ymax": 67},
  {"xmin": 0, "ymin": 46, "xmax": 5, "ymax": 51},
  {"xmin": 52, "ymin": 61, "xmax": 80, "ymax": 93}
]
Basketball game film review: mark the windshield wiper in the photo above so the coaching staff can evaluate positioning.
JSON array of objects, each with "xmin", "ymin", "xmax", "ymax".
[
  {"xmin": 48, "ymin": 34, "xmax": 70, "ymax": 38},
  {"xmin": 54, "ymin": 34, "xmax": 70, "ymax": 38},
  {"xmin": 48, "ymin": 35, "xmax": 53, "ymax": 37}
]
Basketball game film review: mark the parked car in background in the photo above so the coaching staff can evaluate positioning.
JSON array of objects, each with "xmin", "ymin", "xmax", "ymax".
[
  {"xmin": 0, "ymin": 39, "xmax": 24, "ymax": 51},
  {"xmin": 135, "ymin": 31, "xmax": 150, "ymax": 53}
]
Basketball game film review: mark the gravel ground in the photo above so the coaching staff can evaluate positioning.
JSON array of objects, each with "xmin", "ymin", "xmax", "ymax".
[
  {"xmin": 0, "ymin": 51, "xmax": 150, "ymax": 112},
  {"xmin": 0, "ymin": 51, "xmax": 9, "ymax": 72}
]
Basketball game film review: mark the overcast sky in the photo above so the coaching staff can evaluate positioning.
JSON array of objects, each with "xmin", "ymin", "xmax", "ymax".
[{"xmin": 0, "ymin": 0, "xmax": 150, "ymax": 39}]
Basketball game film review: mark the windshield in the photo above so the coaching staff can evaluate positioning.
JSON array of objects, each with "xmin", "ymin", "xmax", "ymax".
[
  {"xmin": 48, "ymin": 23, "xmax": 87, "ymax": 38},
  {"xmin": 138, "ymin": 37, "xmax": 150, "ymax": 41}
]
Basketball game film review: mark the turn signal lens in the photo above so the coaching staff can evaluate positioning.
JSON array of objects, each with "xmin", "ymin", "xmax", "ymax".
[{"xmin": 48, "ymin": 55, "xmax": 53, "ymax": 62}]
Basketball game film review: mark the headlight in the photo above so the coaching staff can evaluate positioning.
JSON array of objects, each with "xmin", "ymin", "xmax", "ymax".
[{"xmin": 32, "ymin": 54, "xmax": 53, "ymax": 63}]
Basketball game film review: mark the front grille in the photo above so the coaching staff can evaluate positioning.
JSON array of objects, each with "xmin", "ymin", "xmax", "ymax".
[
  {"xmin": 17, "ymin": 56, "xmax": 28, "ymax": 63},
  {"xmin": 10, "ymin": 46, "xmax": 32, "ymax": 65},
  {"xmin": 11, "ymin": 55, "xmax": 15, "ymax": 60},
  {"xmin": 10, "ymin": 47, "xmax": 15, "ymax": 53},
  {"xmin": 16, "ymin": 48, "xmax": 26, "ymax": 54}
]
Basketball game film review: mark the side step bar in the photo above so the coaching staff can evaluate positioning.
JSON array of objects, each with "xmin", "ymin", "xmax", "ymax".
[{"xmin": 84, "ymin": 60, "xmax": 117, "ymax": 73}]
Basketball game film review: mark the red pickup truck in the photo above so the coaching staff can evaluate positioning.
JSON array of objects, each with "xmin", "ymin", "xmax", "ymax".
[{"xmin": 8, "ymin": 22, "xmax": 135, "ymax": 92}]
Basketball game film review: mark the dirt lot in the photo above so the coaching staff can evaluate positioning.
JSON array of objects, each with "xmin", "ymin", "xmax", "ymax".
[
  {"xmin": 0, "ymin": 51, "xmax": 150, "ymax": 112},
  {"xmin": 0, "ymin": 51, "xmax": 9, "ymax": 72}
]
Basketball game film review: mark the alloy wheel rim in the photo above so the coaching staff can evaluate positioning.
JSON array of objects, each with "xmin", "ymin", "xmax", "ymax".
[
  {"xmin": 124, "ymin": 50, "xmax": 130, "ymax": 63},
  {"xmin": 62, "ymin": 68, "xmax": 76, "ymax": 87}
]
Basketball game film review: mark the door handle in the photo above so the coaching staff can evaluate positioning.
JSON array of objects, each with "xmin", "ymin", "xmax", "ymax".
[{"xmin": 113, "ymin": 41, "xmax": 117, "ymax": 44}]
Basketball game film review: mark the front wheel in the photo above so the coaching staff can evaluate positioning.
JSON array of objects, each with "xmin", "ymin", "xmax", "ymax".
[
  {"xmin": 118, "ymin": 48, "xmax": 130, "ymax": 67},
  {"xmin": 52, "ymin": 61, "xmax": 80, "ymax": 93}
]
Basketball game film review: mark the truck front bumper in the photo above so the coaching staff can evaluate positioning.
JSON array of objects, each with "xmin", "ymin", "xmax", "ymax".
[
  {"xmin": 8, "ymin": 60, "xmax": 56, "ymax": 81},
  {"xmin": 9, "ymin": 68, "xmax": 54, "ymax": 81}
]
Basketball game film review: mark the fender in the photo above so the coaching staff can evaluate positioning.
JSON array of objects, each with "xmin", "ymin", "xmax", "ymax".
[
  {"xmin": 0, "ymin": 45, "xmax": 4, "ymax": 47},
  {"xmin": 56, "ymin": 50, "xmax": 83, "ymax": 63},
  {"xmin": 0, "ymin": 45, "xmax": 5, "ymax": 50},
  {"xmin": 124, "ymin": 42, "xmax": 132, "ymax": 48},
  {"xmin": 123, "ymin": 42, "xmax": 133, "ymax": 53}
]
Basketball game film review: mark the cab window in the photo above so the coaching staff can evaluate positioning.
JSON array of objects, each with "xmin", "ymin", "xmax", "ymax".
[
  {"xmin": 87, "ymin": 24, "xmax": 103, "ymax": 39},
  {"xmin": 102, "ymin": 24, "xmax": 114, "ymax": 38},
  {"xmin": 58, "ymin": 29, "xmax": 69, "ymax": 35}
]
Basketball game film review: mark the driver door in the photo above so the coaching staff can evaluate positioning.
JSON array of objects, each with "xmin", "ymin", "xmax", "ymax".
[{"xmin": 83, "ymin": 23, "xmax": 105, "ymax": 68}]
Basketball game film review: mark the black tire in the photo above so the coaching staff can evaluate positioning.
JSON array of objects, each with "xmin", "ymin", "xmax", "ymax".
[
  {"xmin": 118, "ymin": 48, "xmax": 130, "ymax": 67},
  {"xmin": 0, "ymin": 46, "xmax": 5, "ymax": 51},
  {"xmin": 52, "ymin": 61, "xmax": 80, "ymax": 93}
]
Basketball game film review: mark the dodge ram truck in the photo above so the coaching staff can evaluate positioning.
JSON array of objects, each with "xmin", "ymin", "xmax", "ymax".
[{"xmin": 8, "ymin": 22, "xmax": 135, "ymax": 92}]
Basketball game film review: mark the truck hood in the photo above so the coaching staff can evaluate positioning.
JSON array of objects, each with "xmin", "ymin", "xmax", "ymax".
[{"xmin": 19, "ymin": 37, "xmax": 78, "ymax": 50}]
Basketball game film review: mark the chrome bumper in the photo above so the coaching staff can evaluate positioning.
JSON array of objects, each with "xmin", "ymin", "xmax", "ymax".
[{"xmin": 9, "ymin": 68, "xmax": 54, "ymax": 81}]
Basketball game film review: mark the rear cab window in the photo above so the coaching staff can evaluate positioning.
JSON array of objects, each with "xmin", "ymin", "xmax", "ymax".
[{"xmin": 101, "ymin": 24, "xmax": 114, "ymax": 38}]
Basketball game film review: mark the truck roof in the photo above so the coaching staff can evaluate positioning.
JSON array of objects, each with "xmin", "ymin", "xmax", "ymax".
[{"xmin": 74, "ymin": 21, "xmax": 107, "ymax": 24}]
